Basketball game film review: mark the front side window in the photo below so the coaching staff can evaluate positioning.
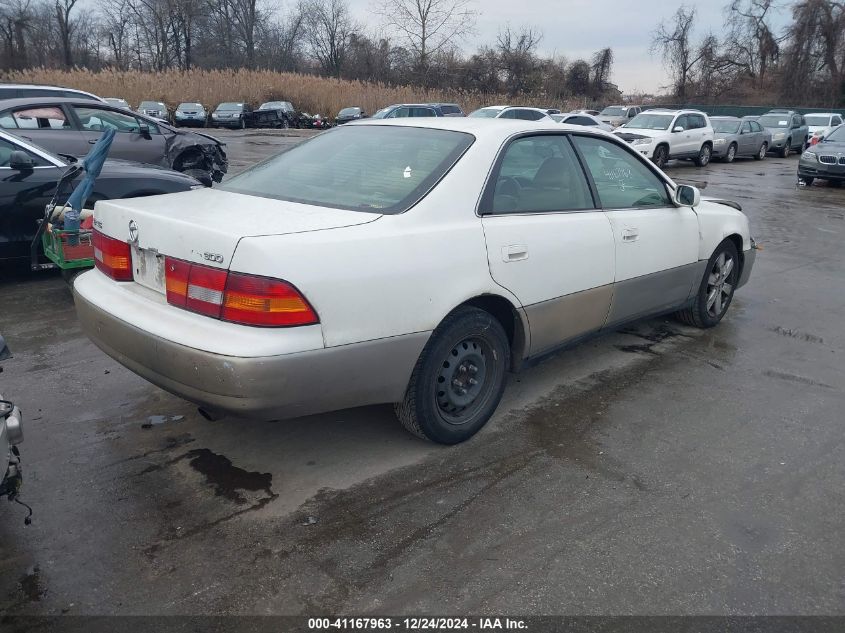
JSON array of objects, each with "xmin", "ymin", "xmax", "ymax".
[
  {"xmin": 600, "ymin": 106, "xmax": 626, "ymax": 117},
  {"xmin": 0, "ymin": 136, "xmax": 50, "ymax": 167},
  {"xmin": 409, "ymin": 107, "xmax": 436, "ymax": 117},
  {"xmin": 6, "ymin": 106, "xmax": 71, "ymax": 130},
  {"xmin": 469, "ymin": 108, "xmax": 503, "ymax": 118},
  {"xmin": 387, "ymin": 107, "xmax": 411, "ymax": 118},
  {"xmin": 74, "ymin": 106, "xmax": 158, "ymax": 134},
  {"xmin": 221, "ymin": 126, "xmax": 473, "ymax": 214},
  {"xmin": 740, "ymin": 121, "xmax": 751, "ymax": 133},
  {"xmin": 673, "ymin": 115, "xmax": 689, "ymax": 131},
  {"xmin": 750, "ymin": 121, "xmax": 763, "ymax": 132},
  {"xmin": 832, "ymin": 116, "xmax": 842, "ymax": 126},
  {"xmin": 572, "ymin": 135, "xmax": 672, "ymax": 209},
  {"xmin": 485, "ymin": 135, "xmax": 594, "ymax": 214}
]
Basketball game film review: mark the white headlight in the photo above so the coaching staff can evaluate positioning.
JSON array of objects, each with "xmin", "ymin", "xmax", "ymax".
[
  {"xmin": 801, "ymin": 151, "xmax": 817, "ymax": 161},
  {"xmin": 714, "ymin": 138, "xmax": 726, "ymax": 145},
  {"xmin": 774, "ymin": 132, "xmax": 786, "ymax": 139},
  {"xmin": 632, "ymin": 138, "xmax": 652, "ymax": 145}
]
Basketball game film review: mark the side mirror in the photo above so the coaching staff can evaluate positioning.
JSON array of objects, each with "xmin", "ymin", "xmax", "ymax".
[
  {"xmin": 675, "ymin": 184, "xmax": 700, "ymax": 207},
  {"xmin": 673, "ymin": 126, "xmax": 685, "ymax": 133},
  {"xmin": 9, "ymin": 150, "xmax": 34, "ymax": 170},
  {"xmin": 139, "ymin": 123, "xmax": 151, "ymax": 138}
]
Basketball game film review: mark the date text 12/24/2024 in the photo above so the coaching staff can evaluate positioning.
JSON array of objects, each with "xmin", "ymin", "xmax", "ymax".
[{"xmin": 308, "ymin": 618, "xmax": 528, "ymax": 630}]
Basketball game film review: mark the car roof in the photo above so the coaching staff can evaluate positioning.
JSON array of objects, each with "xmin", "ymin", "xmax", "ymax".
[
  {"xmin": 0, "ymin": 96, "xmax": 128, "ymax": 108},
  {"xmin": 804, "ymin": 112, "xmax": 839, "ymax": 116},
  {"xmin": 711, "ymin": 116, "xmax": 742, "ymax": 120},
  {"xmin": 352, "ymin": 116, "xmax": 618, "ymax": 140}
]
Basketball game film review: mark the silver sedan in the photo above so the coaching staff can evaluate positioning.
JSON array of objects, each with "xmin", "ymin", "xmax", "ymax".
[{"xmin": 711, "ymin": 116, "xmax": 771, "ymax": 162}]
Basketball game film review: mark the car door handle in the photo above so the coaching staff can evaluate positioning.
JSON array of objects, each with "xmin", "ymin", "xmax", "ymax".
[
  {"xmin": 88, "ymin": 139, "xmax": 97, "ymax": 144},
  {"xmin": 621, "ymin": 228, "xmax": 639, "ymax": 242},
  {"xmin": 502, "ymin": 244, "xmax": 528, "ymax": 262}
]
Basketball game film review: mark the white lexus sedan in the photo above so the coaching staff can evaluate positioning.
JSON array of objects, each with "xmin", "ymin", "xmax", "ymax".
[{"xmin": 74, "ymin": 119, "xmax": 756, "ymax": 444}]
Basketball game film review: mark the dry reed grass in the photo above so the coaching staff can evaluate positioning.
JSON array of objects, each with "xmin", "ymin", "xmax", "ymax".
[{"xmin": 1, "ymin": 68, "xmax": 581, "ymax": 116}]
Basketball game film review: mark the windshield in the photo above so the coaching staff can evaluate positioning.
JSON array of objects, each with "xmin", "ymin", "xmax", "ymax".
[
  {"xmin": 469, "ymin": 108, "xmax": 502, "ymax": 118},
  {"xmin": 259, "ymin": 102, "xmax": 280, "ymax": 110},
  {"xmin": 824, "ymin": 125, "xmax": 845, "ymax": 141},
  {"xmin": 139, "ymin": 101, "xmax": 164, "ymax": 109},
  {"xmin": 221, "ymin": 126, "xmax": 474, "ymax": 214},
  {"xmin": 626, "ymin": 113, "xmax": 674, "ymax": 130},
  {"xmin": 178, "ymin": 103, "xmax": 203, "ymax": 111},
  {"xmin": 712, "ymin": 120, "xmax": 741, "ymax": 134},
  {"xmin": 372, "ymin": 107, "xmax": 396, "ymax": 119},
  {"xmin": 339, "ymin": 107, "xmax": 361, "ymax": 116},
  {"xmin": 805, "ymin": 115, "xmax": 831, "ymax": 126},
  {"xmin": 600, "ymin": 106, "xmax": 626, "ymax": 116},
  {"xmin": 758, "ymin": 115, "xmax": 790, "ymax": 128},
  {"xmin": 106, "ymin": 99, "xmax": 128, "ymax": 107},
  {"xmin": 217, "ymin": 103, "xmax": 243, "ymax": 111}
]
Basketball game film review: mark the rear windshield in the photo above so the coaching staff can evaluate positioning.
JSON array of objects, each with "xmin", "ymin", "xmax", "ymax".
[
  {"xmin": 221, "ymin": 126, "xmax": 474, "ymax": 214},
  {"xmin": 805, "ymin": 115, "xmax": 831, "ymax": 126},
  {"xmin": 712, "ymin": 120, "xmax": 740, "ymax": 133}
]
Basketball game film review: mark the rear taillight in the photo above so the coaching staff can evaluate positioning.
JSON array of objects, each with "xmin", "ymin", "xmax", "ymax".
[
  {"xmin": 164, "ymin": 257, "xmax": 318, "ymax": 327},
  {"xmin": 93, "ymin": 229, "xmax": 132, "ymax": 281}
]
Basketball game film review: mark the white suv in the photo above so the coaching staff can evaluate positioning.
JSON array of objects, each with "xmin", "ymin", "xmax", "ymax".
[{"xmin": 614, "ymin": 109, "xmax": 715, "ymax": 168}]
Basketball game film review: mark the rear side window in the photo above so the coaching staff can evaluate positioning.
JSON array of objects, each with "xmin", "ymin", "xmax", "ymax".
[
  {"xmin": 10, "ymin": 106, "xmax": 71, "ymax": 130},
  {"xmin": 567, "ymin": 116, "xmax": 597, "ymax": 126},
  {"xmin": 439, "ymin": 105, "xmax": 462, "ymax": 115},
  {"xmin": 409, "ymin": 107, "xmax": 436, "ymax": 117},
  {"xmin": 572, "ymin": 135, "xmax": 671, "ymax": 209},
  {"xmin": 222, "ymin": 126, "xmax": 474, "ymax": 214},
  {"xmin": 484, "ymin": 135, "xmax": 594, "ymax": 214},
  {"xmin": 508, "ymin": 109, "xmax": 545, "ymax": 121}
]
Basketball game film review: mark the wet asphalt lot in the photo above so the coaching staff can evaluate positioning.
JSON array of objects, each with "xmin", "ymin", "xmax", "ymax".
[{"xmin": 0, "ymin": 129, "xmax": 843, "ymax": 617}]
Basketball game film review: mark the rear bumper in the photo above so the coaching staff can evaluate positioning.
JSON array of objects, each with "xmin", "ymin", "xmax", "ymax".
[{"xmin": 74, "ymin": 288, "xmax": 429, "ymax": 420}]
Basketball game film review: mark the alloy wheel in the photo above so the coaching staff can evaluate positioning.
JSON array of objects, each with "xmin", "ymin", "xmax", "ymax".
[{"xmin": 706, "ymin": 251, "xmax": 736, "ymax": 318}]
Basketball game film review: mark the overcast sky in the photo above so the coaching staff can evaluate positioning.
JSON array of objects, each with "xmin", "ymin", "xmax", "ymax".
[{"xmin": 347, "ymin": 0, "xmax": 792, "ymax": 95}]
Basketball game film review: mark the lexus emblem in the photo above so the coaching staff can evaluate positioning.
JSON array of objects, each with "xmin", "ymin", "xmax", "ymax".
[{"xmin": 128, "ymin": 220, "xmax": 139, "ymax": 243}]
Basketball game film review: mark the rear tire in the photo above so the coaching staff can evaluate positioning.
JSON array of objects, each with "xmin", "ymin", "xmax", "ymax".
[
  {"xmin": 694, "ymin": 144, "xmax": 712, "ymax": 167},
  {"xmin": 394, "ymin": 306, "xmax": 510, "ymax": 444},
  {"xmin": 675, "ymin": 239, "xmax": 740, "ymax": 329},
  {"xmin": 754, "ymin": 142, "xmax": 767, "ymax": 160}
]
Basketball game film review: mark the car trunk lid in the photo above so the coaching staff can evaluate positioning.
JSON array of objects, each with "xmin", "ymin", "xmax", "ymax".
[{"xmin": 93, "ymin": 188, "xmax": 381, "ymax": 294}]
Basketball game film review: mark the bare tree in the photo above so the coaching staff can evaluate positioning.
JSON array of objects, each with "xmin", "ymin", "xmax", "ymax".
[
  {"xmin": 651, "ymin": 5, "xmax": 706, "ymax": 100},
  {"xmin": 497, "ymin": 25, "xmax": 542, "ymax": 95},
  {"xmin": 374, "ymin": 0, "xmax": 477, "ymax": 75},
  {"xmin": 300, "ymin": 0, "xmax": 355, "ymax": 76},
  {"xmin": 724, "ymin": 0, "xmax": 781, "ymax": 87},
  {"xmin": 590, "ymin": 47, "xmax": 613, "ymax": 98},
  {"xmin": 54, "ymin": 0, "xmax": 77, "ymax": 67}
]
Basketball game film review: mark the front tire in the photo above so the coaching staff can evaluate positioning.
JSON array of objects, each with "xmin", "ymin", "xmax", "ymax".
[
  {"xmin": 675, "ymin": 239, "xmax": 740, "ymax": 329},
  {"xmin": 779, "ymin": 141, "xmax": 790, "ymax": 158},
  {"xmin": 724, "ymin": 143, "xmax": 737, "ymax": 163},
  {"xmin": 653, "ymin": 145, "xmax": 669, "ymax": 169},
  {"xmin": 694, "ymin": 144, "xmax": 712, "ymax": 167},
  {"xmin": 394, "ymin": 306, "xmax": 510, "ymax": 444}
]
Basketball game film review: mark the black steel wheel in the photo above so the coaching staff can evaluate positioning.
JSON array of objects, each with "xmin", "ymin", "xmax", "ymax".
[{"xmin": 395, "ymin": 306, "xmax": 510, "ymax": 444}]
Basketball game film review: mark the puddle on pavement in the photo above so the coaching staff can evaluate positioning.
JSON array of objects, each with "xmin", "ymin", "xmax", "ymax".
[
  {"xmin": 18, "ymin": 566, "xmax": 45, "ymax": 602},
  {"xmin": 142, "ymin": 414, "xmax": 185, "ymax": 429},
  {"xmin": 185, "ymin": 448, "xmax": 274, "ymax": 504}
]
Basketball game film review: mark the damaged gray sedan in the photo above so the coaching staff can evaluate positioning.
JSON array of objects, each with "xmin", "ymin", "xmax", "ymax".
[{"xmin": 0, "ymin": 97, "xmax": 227, "ymax": 185}]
